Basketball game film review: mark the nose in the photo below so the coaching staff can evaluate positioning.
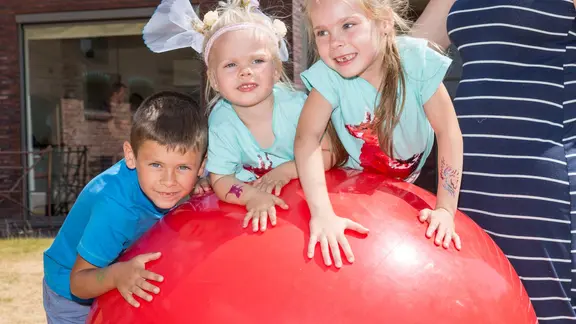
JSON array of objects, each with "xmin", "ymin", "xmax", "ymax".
[
  {"xmin": 160, "ymin": 169, "xmax": 177, "ymax": 187},
  {"xmin": 239, "ymin": 66, "xmax": 253, "ymax": 78},
  {"xmin": 330, "ymin": 32, "xmax": 345, "ymax": 50}
]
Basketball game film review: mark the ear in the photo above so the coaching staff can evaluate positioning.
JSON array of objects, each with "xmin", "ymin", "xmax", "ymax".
[
  {"xmin": 208, "ymin": 69, "xmax": 219, "ymax": 92},
  {"xmin": 274, "ymin": 67, "xmax": 281, "ymax": 83},
  {"xmin": 377, "ymin": 8, "xmax": 394, "ymax": 36},
  {"xmin": 123, "ymin": 141, "xmax": 137, "ymax": 169},
  {"xmin": 273, "ymin": 59, "xmax": 282, "ymax": 83},
  {"xmin": 197, "ymin": 154, "xmax": 207, "ymax": 177}
]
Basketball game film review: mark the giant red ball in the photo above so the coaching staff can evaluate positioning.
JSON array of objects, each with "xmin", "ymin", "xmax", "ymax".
[{"xmin": 87, "ymin": 169, "xmax": 536, "ymax": 323}]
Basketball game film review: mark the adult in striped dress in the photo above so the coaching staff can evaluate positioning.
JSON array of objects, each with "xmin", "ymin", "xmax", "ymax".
[{"xmin": 413, "ymin": 0, "xmax": 576, "ymax": 322}]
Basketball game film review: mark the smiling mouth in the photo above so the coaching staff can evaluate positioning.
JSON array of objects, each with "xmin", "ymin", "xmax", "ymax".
[
  {"xmin": 334, "ymin": 53, "xmax": 357, "ymax": 64},
  {"xmin": 156, "ymin": 191, "xmax": 179, "ymax": 198},
  {"xmin": 238, "ymin": 83, "xmax": 258, "ymax": 92}
]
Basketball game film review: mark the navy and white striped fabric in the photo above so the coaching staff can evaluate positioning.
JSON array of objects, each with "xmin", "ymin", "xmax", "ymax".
[{"xmin": 447, "ymin": 1, "xmax": 576, "ymax": 322}]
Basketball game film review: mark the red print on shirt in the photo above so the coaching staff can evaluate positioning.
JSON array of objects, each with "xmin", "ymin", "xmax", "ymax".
[
  {"xmin": 345, "ymin": 111, "xmax": 422, "ymax": 180},
  {"xmin": 243, "ymin": 153, "xmax": 273, "ymax": 178}
]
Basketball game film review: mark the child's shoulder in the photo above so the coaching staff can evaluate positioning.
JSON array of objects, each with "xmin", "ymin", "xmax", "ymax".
[
  {"xmin": 396, "ymin": 35, "xmax": 452, "ymax": 80},
  {"xmin": 396, "ymin": 36, "xmax": 436, "ymax": 61},
  {"xmin": 208, "ymin": 98, "xmax": 237, "ymax": 129},
  {"xmin": 273, "ymin": 84, "xmax": 307, "ymax": 105},
  {"xmin": 79, "ymin": 160, "xmax": 138, "ymax": 209}
]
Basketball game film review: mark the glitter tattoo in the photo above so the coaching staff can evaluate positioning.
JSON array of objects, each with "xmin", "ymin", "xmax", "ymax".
[
  {"xmin": 440, "ymin": 158, "xmax": 460, "ymax": 197},
  {"xmin": 226, "ymin": 184, "xmax": 243, "ymax": 199},
  {"xmin": 96, "ymin": 269, "xmax": 106, "ymax": 283}
]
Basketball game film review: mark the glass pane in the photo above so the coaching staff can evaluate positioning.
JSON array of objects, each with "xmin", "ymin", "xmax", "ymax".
[{"xmin": 25, "ymin": 22, "xmax": 203, "ymax": 216}]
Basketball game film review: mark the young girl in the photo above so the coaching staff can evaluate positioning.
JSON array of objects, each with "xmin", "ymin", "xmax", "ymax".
[
  {"xmin": 143, "ymin": 0, "xmax": 348, "ymax": 233},
  {"xmin": 294, "ymin": 0, "xmax": 464, "ymax": 268}
]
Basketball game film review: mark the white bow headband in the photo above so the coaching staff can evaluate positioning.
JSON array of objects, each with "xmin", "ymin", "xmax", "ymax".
[{"xmin": 142, "ymin": 0, "xmax": 289, "ymax": 65}]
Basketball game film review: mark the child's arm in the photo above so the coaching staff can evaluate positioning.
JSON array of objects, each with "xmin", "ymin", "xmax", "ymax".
[
  {"xmin": 252, "ymin": 134, "xmax": 335, "ymax": 195},
  {"xmin": 419, "ymin": 83, "xmax": 463, "ymax": 250},
  {"xmin": 294, "ymin": 89, "xmax": 369, "ymax": 269},
  {"xmin": 70, "ymin": 252, "xmax": 163, "ymax": 307},
  {"xmin": 210, "ymin": 173, "xmax": 288, "ymax": 232}
]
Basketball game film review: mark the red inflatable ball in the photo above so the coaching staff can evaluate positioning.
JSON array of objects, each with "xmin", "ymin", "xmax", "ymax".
[{"xmin": 87, "ymin": 169, "xmax": 536, "ymax": 324}]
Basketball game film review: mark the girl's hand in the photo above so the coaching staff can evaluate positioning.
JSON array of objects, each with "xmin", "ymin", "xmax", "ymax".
[
  {"xmin": 308, "ymin": 211, "xmax": 369, "ymax": 268},
  {"xmin": 418, "ymin": 208, "xmax": 462, "ymax": 250},
  {"xmin": 192, "ymin": 177, "xmax": 212, "ymax": 197},
  {"xmin": 252, "ymin": 162, "xmax": 296, "ymax": 196},
  {"xmin": 243, "ymin": 190, "xmax": 289, "ymax": 232}
]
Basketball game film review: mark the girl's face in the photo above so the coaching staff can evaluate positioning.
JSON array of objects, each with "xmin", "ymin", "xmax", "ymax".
[
  {"xmin": 208, "ymin": 29, "xmax": 280, "ymax": 109},
  {"xmin": 309, "ymin": 0, "xmax": 386, "ymax": 84}
]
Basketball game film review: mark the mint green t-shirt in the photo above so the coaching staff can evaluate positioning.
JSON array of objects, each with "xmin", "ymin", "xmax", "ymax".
[
  {"xmin": 206, "ymin": 85, "xmax": 307, "ymax": 182},
  {"xmin": 300, "ymin": 36, "xmax": 452, "ymax": 182}
]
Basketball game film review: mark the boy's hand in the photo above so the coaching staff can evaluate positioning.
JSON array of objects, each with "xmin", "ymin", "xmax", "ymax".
[
  {"xmin": 243, "ymin": 191, "xmax": 289, "ymax": 232},
  {"xmin": 252, "ymin": 162, "xmax": 296, "ymax": 196},
  {"xmin": 192, "ymin": 177, "xmax": 212, "ymax": 197},
  {"xmin": 112, "ymin": 252, "xmax": 164, "ymax": 308},
  {"xmin": 308, "ymin": 211, "xmax": 369, "ymax": 268},
  {"xmin": 419, "ymin": 208, "xmax": 462, "ymax": 250}
]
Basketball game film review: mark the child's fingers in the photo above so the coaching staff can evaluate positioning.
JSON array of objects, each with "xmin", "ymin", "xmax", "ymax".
[
  {"xmin": 435, "ymin": 224, "xmax": 447, "ymax": 246},
  {"xmin": 307, "ymin": 234, "xmax": 318, "ymax": 259},
  {"xmin": 338, "ymin": 234, "xmax": 355, "ymax": 264},
  {"xmin": 201, "ymin": 182, "xmax": 212, "ymax": 192},
  {"xmin": 139, "ymin": 252, "xmax": 162, "ymax": 263},
  {"xmin": 273, "ymin": 196, "xmax": 289, "ymax": 209},
  {"xmin": 132, "ymin": 286, "xmax": 153, "ymax": 302},
  {"xmin": 268, "ymin": 205, "xmax": 277, "ymax": 226},
  {"xmin": 419, "ymin": 209, "xmax": 432, "ymax": 223},
  {"xmin": 328, "ymin": 235, "xmax": 343, "ymax": 268},
  {"xmin": 265, "ymin": 183, "xmax": 274, "ymax": 195},
  {"xmin": 345, "ymin": 219, "xmax": 369, "ymax": 234},
  {"xmin": 139, "ymin": 280, "xmax": 160, "ymax": 294},
  {"xmin": 243, "ymin": 210, "xmax": 254, "ymax": 228},
  {"xmin": 442, "ymin": 229, "xmax": 454, "ymax": 249},
  {"xmin": 252, "ymin": 212, "xmax": 262, "ymax": 232},
  {"xmin": 453, "ymin": 232, "xmax": 462, "ymax": 251},
  {"xmin": 426, "ymin": 219, "xmax": 440, "ymax": 238},
  {"xmin": 121, "ymin": 291, "xmax": 140, "ymax": 308},
  {"xmin": 274, "ymin": 182, "xmax": 283, "ymax": 196},
  {"xmin": 259, "ymin": 210, "xmax": 268, "ymax": 232},
  {"xmin": 140, "ymin": 269, "xmax": 164, "ymax": 283},
  {"xmin": 320, "ymin": 236, "xmax": 332, "ymax": 266}
]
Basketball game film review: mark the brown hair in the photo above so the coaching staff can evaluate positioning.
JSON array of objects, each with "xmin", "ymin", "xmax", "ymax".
[
  {"xmin": 304, "ymin": 0, "xmax": 411, "ymax": 158},
  {"xmin": 130, "ymin": 91, "xmax": 208, "ymax": 156}
]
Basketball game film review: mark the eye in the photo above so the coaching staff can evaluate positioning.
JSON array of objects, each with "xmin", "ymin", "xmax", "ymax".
[
  {"xmin": 343, "ymin": 22, "xmax": 354, "ymax": 30},
  {"xmin": 150, "ymin": 163, "xmax": 161, "ymax": 168},
  {"xmin": 316, "ymin": 30, "xmax": 328, "ymax": 37},
  {"xmin": 224, "ymin": 62, "xmax": 236, "ymax": 68},
  {"xmin": 178, "ymin": 165, "xmax": 191, "ymax": 171},
  {"xmin": 253, "ymin": 58, "xmax": 265, "ymax": 64}
]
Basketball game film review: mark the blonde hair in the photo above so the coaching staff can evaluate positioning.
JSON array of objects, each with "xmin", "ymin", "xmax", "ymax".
[
  {"xmin": 202, "ymin": 0, "xmax": 292, "ymax": 110},
  {"xmin": 304, "ymin": 0, "xmax": 412, "ymax": 159}
]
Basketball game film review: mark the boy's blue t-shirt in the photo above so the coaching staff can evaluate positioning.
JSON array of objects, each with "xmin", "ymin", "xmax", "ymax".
[
  {"xmin": 43, "ymin": 159, "xmax": 170, "ymax": 302},
  {"xmin": 205, "ymin": 85, "xmax": 307, "ymax": 182},
  {"xmin": 300, "ymin": 36, "xmax": 452, "ymax": 182}
]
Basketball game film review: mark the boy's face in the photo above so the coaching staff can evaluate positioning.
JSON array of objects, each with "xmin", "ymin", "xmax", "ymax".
[{"xmin": 123, "ymin": 140, "xmax": 204, "ymax": 210}]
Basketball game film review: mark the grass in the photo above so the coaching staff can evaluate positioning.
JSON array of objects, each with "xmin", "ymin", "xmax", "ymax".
[{"xmin": 0, "ymin": 238, "xmax": 53, "ymax": 324}]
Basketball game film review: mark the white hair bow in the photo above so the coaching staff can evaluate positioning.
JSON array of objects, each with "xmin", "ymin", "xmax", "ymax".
[{"xmin": 142, "ymin": 0, "xmax": 289, "ymax": 63}]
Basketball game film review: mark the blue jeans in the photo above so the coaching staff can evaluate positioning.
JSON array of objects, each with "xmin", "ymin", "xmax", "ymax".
[{"xmin": 42, "ymin": 278, "xmax": 90, "ymax": 324}]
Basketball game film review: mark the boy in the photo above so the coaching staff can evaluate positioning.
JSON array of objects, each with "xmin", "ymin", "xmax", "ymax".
[{"xmin": 42, "ymin": 91, "xmax": 208, "ymax": 323}]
